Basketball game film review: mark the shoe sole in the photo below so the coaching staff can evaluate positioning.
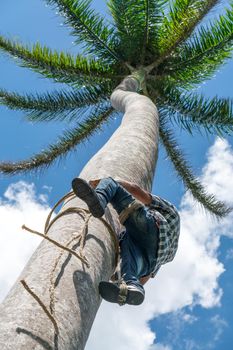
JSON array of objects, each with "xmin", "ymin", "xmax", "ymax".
[
  {"xmin": 72, "ymin": 178, "xmax": 105, "ymax": 218},
  {"xmin": 99, "ymin": 281, "xmax": 144, "ymax": 306}
]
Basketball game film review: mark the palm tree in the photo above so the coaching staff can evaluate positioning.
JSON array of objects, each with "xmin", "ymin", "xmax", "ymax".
[{"xmin": 0, "ymin": 0, "xmax": 233, "ymax": 349}]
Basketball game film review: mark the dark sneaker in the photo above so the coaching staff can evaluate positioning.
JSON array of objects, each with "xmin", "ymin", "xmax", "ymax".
[
  {"xmin": 99, "ymin": 281, "xmax": 145, "ymax": 306},
  {"xmin": 71, "ymin": 178, "xmax": 105, "ymax": 218}
]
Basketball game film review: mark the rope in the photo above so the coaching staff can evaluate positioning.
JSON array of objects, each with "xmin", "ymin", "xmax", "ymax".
[
  {"xmin": 49, "ymin": 234, "xmax": 82, "ymax": 317},
  {"xmin": 22, "ymin": 191, "xmax": 119, "ymax": 266},
  {"xmin": 22, "ymin": 224, "xmax": 90, "ymax": 267},
  {"xmin": 118, "ymin": 281, "xmax": 128, "ymax": 306},
  {"xmin": 20, "ymin": 190, "xmax": 119, "ymax": 342},
  {"xmin": 118, "ymin": 199, "xmax": 143, "ymax": 224},
  {"xmin": 20, "ymin": 280, "xmax": 59, "ymax": 335}
]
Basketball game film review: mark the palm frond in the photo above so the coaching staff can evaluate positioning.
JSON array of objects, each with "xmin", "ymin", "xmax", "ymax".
[
  {"xmin": 159, "ymin": 118, "xmax": 231, "ymax": 218},
  {"xmin": 160, "ymin": 5, "xmax": 233, "ymax": 86},
  {"xmin": 154, "ymin": 84, "xmax": 233, "ymax": 135},
  {"xmin": 144, "ymin": 0, "xmax": 171, "ymax": 59},
  {"xmin": 107, "ymin": 0, "xmax": 167, "ymax": 65},
  {"xmin": 0, "ymin": 85, "xmax": 111, "ymax": 122},
  {"xmin": 0, "ymin": 36, "xmax": 113, "ymax": 84},
  {"xmin": 157, "ymin": 0, "xmax": 219, "ymax": 57},
  {"xmin": 107, "ymin": 0, "xmax": 139, "ymax": 63},
  {"xmin": 46, "ymin": 0, "xmax": 120, "ymax": 63},
  {"xmin": 0, "ymin": 106, "xmax": 114, "ymax": 174}
]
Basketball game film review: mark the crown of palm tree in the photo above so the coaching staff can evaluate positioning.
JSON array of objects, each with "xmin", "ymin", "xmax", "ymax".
[{"xmin": 0, "ymin": 0, "xmax": 233, "ymax": 217}]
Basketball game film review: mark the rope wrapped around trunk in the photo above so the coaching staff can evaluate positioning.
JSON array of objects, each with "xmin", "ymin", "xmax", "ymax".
[
  {"xmin": 19, "ymin": 191, "xmax": 144, "ymax": 342},
  {"xmin": 119, "ymin": 199, "xmax": 144, "ymax": 224},
  {"xmin": 20, "ymin": 190, "xmax": 119, "ymax": 345}
]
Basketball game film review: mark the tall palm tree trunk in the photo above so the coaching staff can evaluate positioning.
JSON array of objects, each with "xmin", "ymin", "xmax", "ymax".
[{"xmin": 0, "ymin": 76, "xmax": 159, "ymax": 350}]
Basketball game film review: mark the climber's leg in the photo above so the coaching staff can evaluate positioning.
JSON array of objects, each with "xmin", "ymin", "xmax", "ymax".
[{"xmin": 72, "ymin": 177, "xmax": 136, "ymax": 217}]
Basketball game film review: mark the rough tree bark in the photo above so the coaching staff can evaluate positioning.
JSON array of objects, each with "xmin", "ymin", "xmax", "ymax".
[{"xmin": 0, "ymin": 76, "xmax": 159, "ymax": 350}]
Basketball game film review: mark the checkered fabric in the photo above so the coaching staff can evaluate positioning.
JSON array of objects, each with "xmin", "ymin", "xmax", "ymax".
[{"xmin": 148, "ymin": 195, "xmax": 180, "ymax": 277}]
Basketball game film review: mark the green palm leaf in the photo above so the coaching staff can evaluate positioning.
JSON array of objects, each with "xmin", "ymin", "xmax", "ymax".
[
  {"xmin": 154, "ymin": 85, "xmax": 233, "ymax": 135},
  {"xmin": 0, "ymin": 105, "xmax": 114, "ymax": 174},
  {"xmin": 46, "ymin": 0, "xmax": 120, "ymax": 63},
  {"xmin": 157, "ymin": 0, "xmax": 219, "ymax": 58},
  {"xmin": 159, "ymin": 118, "xmax": 231, "ymax": 218},
  {"xmin": 107, "ymin": 0, "xmax": 167, "ymax": 65},
  {"xmin": 0, "ymin": 85, "xmax": 111, "ymax": 122},
  {"xmin": 161, "ymin": 4, "xmax": 233, "ymax": 86},
  {"xmin": 0, "ymin": 36, "xmax": 113, "ymax": 84}
]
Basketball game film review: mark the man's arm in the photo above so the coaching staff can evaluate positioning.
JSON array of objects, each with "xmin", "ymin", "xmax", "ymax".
[{"xmin": 117, "ymin": 180, "xmax": 152, "ymax": 206}]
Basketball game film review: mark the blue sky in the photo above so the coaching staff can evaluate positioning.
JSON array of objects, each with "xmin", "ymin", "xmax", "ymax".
[{"xmin": 0, "ymin": 1, "xmax": 233, "ymax": 349}]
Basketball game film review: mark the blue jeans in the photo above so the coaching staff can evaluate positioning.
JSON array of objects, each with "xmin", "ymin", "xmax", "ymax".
[{"xmin": 96, "ymin": 178, "xmax": 159, "ymax": 291}]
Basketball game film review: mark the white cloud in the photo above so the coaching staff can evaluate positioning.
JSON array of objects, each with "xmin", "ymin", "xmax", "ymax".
[
  {"xmin": 209, "ymin": 314, "xmax": 228, "ymax": 344},
  {"xmin": 149, "ymin": 344, "xmax": 172, "ymax": 350},
  {"xmin": 86, "ymin": 302, "xmax": 155, "ymax": 350},
  {"xmin": 0, "ymin": 181, "xmax": 51, "ymax": 301},
  {"xmin": 86, "ymin": 137, "xmax": 233, "ymax": 350}
]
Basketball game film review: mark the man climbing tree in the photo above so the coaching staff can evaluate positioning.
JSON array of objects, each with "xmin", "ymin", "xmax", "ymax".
[
  {"xmin": 72, "ymin": 175, "xmax": 180, "ymax": 306},
  {"xmin": 72, "ymin": 75, "xmax": 180, "ymax": 306}
]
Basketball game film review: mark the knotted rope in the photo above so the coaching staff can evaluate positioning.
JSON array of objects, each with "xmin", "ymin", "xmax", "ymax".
[
  {"xmin": 20, "ymin": 190, "xmax": 119, "ymax": 345},
  {"xmin": 118, "ymin": 280, "xmax": 128, "ymax": 306}
]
